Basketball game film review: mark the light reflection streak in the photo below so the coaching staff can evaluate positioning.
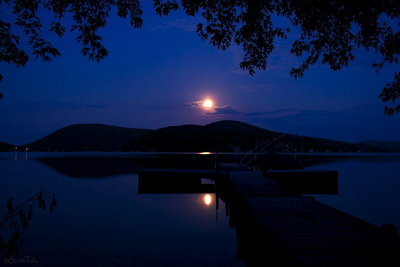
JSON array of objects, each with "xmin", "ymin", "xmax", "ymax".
[{"xmin": 203, "ymin": 194, "xmax": 213, "ymax": 206}]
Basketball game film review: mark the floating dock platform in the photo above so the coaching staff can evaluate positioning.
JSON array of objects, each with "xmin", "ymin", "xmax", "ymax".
[
  {"xmin": 138, "ymin": 167, "xmax": 400, "ymax": 266},
  {"xmin": 226, "ymin": 169, "xmax": 400, "ymax": 266}
]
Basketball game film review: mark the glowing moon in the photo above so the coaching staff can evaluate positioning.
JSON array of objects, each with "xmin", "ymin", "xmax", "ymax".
[{"xmin": 202, "ymin": 99, "xmax": 214, "ymax": 110}]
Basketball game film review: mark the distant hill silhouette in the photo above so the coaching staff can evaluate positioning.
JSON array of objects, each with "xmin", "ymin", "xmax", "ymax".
[
  {"xmin": 0, "ymin": 141, "xmax": 13, "ymax": 152},
  {"xmin": 25, "ymin": 124, "xmax": 151, "ymax": 151},
  {"xmin": 128, "ymin": 121, "xmax": 279, "ymax": 152},
  {"xmin": 24, "ymin": 120, "xmax": 392, "ymax": 152},
  {"xmin": 357, "ymin": 140, "xmax": 400, "ymax": 152},
  {"xmin": 127, "ymin": 120, "xmax": 385, "ymax": 153}
]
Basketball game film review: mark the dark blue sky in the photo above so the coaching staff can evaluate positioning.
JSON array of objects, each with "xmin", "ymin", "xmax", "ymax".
[{"xmin": 1, "ymin": 3, "xmax": 399, "ymax": 145}]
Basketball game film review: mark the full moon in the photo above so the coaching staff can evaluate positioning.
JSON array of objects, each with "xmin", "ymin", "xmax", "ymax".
[{"xmin": 202, "ymin": 99, "xmax": 214, "ymax": 110}]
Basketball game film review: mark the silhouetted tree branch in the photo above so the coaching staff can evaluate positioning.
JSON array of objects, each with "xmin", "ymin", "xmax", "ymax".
[
  {"xmin": 0, "ymin": 0, "xmax": 399, "ymax": 114},
  {"xmin": 0, "ymin": 191, "xmax": 57, "ymax": 258}
]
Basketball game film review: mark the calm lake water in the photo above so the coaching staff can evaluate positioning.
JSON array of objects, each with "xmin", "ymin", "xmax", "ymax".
[
  {"xmin": 0, "ymin": 152, "xmax": 239, "ymax": 266},
  {"xmin": 1, "ymin": 152, "xmax": 400, "ymax": 266},
  {"xmin": 304, "ymin": 155, "xmax": 400, "ymax": 231}
]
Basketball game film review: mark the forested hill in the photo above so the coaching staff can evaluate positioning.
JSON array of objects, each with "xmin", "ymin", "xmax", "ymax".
[
  {"xmin": 127, "ymin": 120, "xmax": 279, "ymax": 152},
  {"xmin": 357, "ymin": 141, "xmax": 400, "ymax": 152},
  {"xmin": 0, "ymin": 141, "xmax": 14, "ymax": 152},
  {"xmin": 21, "ymin": 120, "xmax": 393, "ymax": 152},
  {"xmin": 126, "ymin": 120, "xmax": 385, "ymax": 153},
  {"xmin": 25, "ymin": 124, "xmax": 151, "ymax": 151}
]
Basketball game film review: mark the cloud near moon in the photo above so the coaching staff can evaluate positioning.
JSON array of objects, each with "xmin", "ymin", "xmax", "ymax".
[
  {"xmin": 209, "ymin": 106, "xmax": 238, "ymax": 115},
  {"xmin": 184, "ymin": 99, "xmax": 239, "ymax": 115}
]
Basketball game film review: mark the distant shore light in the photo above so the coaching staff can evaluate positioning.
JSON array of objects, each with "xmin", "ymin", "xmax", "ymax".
[{"xmin": 198, "ymin": 152, "xmax": 212, "ymax": 155}]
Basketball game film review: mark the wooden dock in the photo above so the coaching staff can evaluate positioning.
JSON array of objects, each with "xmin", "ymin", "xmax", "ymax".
[
  {"xmin": 225, "ymin": 170, "xmax": 400, "ymax": 266},
  {"xmin": 137, "ymin": 168, "xmax": 218, "ymax": 194},
  {"xmin": 138, "ymin": 167, "xmax": 399, "ymax": 265}
]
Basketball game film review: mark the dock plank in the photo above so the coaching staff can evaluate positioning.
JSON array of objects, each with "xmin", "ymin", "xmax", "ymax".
[{"xmin": 227, "ymin": 170, "xmax": 400, "ymax": 266}]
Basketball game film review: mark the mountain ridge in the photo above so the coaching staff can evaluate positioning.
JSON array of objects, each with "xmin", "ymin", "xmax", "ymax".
[
  {"xmin": 25, "ymin": 123, "xmax": 151, "ymax": 151},
  {"xmin": 0, "ymin": 141, "xmax": 14, "ymax": 152},
  {"xmin": 16, "ymin": 120, "xmax": 397, "ymax": 153},
  {"xmin": 357, "ymin": 140, "xmax": 400, "ymax": 152}
]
